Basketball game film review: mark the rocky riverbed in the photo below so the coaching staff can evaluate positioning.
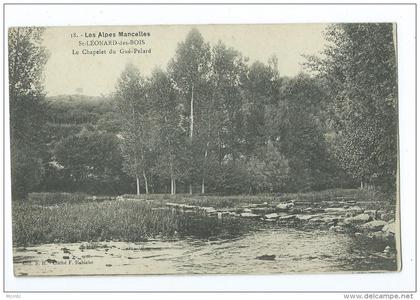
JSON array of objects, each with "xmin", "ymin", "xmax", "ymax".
[
  {"xmin": 164, "ymin": 197, "xmax": 397, "ymax": 253},
  {"xmin": 13, "ymin": 196, "xmax": 398, "ymax": 276}
]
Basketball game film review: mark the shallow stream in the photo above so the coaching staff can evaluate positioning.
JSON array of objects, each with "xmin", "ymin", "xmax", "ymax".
[{"xmin": 13, "ymin": 228, "xmax": 397, "ymax": 276}]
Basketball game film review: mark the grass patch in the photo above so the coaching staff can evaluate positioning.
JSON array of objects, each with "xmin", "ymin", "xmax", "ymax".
[
  {"xmin": 121, "ymin": 188, "xmax": 396, "ymax": 210},
  {"xmin": 121, "ymin": 193, "xmax": 272, "ymax": 208},
  {"xmin": 12, "ymin": 200, "xmax": 247, "ymax": 246}
]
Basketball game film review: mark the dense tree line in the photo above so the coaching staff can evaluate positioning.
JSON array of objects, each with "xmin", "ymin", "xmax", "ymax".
[
  {"xmin": 305, "ymin": 23, "xmax": 398, "ymax": 192},
  {"xmin": 9, "ymin": 27, "xmax": 49, "ymax": 200},
  {"xmin": 9, "ymin": 24, "xmax": 398, "ymax": 199},
  {"xmin": 40, "ymin": 95, "xmax": 131, "ymax": 194}
]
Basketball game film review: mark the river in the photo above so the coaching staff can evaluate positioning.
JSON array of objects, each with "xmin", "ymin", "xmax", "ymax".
[{"xmin": 13, "ymin": 227, "xmax": 397, "ymax": 276}]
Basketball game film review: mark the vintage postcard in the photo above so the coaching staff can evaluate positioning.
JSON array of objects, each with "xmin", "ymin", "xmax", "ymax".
[{"xmin": 9, "ymin": 24, "xmax": 400, "ymax": 276}]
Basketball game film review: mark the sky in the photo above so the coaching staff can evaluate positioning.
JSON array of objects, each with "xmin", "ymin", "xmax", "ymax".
[{"xmin": 42, "ymin": 24, "xmax": 327, "ymax": 97}]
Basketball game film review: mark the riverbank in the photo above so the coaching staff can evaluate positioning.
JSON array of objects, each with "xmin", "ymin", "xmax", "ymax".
[{"xmin": 13, "ymin": 188, "xmax": 397, "ymax": 246}]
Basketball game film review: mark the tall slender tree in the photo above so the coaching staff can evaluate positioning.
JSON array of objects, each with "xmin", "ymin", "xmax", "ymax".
[
  {"xmin": 115, "ymin": 64, "xmax": 155, "ymax": 195},
  {"xmin": 149, "ymin": 69, "xmax": 188, "ymax": 194},
  {"xmin": 168, "ymin": 28, "xmax": 211, "ymax": 194},
  {"xmin": 202, "ymin": 42, "xmax": 247, "ymax": 193}
]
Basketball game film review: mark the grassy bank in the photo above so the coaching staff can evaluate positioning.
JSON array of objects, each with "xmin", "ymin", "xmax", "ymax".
[
  {"xmin": 122, "ymin": 188, "xmax": 395, "ymax": 210},
  {"xmin": 26, "ymin": 188, "xmax": 395, "ymax": 209},
  {"xmin": 13, "ymin": 188, "xmax": 396, "ymax": 246},
  {"xmin": 12, "ymin": 201, "xmax": 246, "ymax": 246}
]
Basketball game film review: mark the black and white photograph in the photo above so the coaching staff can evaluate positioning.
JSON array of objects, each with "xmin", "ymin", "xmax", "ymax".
[{"xmin": 8, "ymin": 22, "xmax": 400, "ymax": 277}]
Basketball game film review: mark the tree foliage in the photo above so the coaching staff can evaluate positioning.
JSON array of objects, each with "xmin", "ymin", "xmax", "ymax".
[
  {"xmin": 53, "ymin": 129, "xmax": 128, "ymax": 194},
  {"xmin": 115, "ymin": 64, "xmax": 157, "ymax": 194},
  {"xmin": 149, "ymin": 69, "xmax": 188, "ymax": 194},
  {"xmin": 11, "ymin": 26, "xmax": 398, "ymax": 197},
  {"xmin": 305, "ymin": 24, "xmax": 398, "ymax": 190},
  {"xmin": 9, "ymin": 27, "xmax": 49, "ymax": 199}
]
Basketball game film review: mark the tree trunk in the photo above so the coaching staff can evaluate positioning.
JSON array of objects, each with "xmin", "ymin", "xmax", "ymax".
[
  {"xmin": 136, "ymin": 176, "xmax": 140, "ymax": 195},
  {"xmin": 171, "ymin": 177, "xmax": 176, "ymax": 195},
  {"xmin": 134, "ymin": 155, "xmax": 140, "ymax": 195},
  {"xmin": 201, "ymin": 148, "xmax": 208, "ymax": 194},
  {"xmin": 190, "ymin": 84, "xmax": 194, "ymax": 139},
  {"xmin": 189, "ymin": 84, "xmax": 194, "ymax": 195},
  {"xmin": 170, "ymin": 162, "xmax": 176, "ymax": 195},
  {"xmin": 143, "ymin": 171, "xmax": 149, "ymax": 194}
]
